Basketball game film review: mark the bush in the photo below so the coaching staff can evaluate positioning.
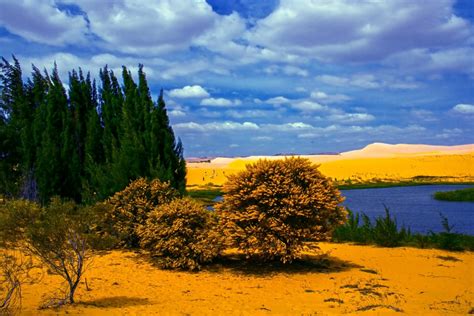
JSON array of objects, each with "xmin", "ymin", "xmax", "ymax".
[
  {"xmin": 332, "ymin": 209, "xmax": 372, "ymax": 244},
  {"xmin": 104, "ymin": 178, "xmax": 178, "ymax": 248},
  {"xmin": 0, "ymin": 199, "xmax": 41, "ymax": 246},
  {"xmin": 26, "ymin": 197, "xmax": 93, "ymax": 306},
  {"xmin": 372, "ymin": 206, "xmax": 409, "ymax": 247},
  {"xmin": 138, "ymin": 198, "xmax": 222, "ymax": 270},
  {"xmin": 216, "ymin": 157, "xmax": 347, "ymax": 263}
]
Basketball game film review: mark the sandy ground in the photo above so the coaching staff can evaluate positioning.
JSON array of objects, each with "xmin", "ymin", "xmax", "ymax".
[
  {"xmin": 186, "ymin": 143, "xmax": 474, "ymax": 186},
  {"xmin": 17, "ymin": 243, "xmax": 473, "ymax": 315}
]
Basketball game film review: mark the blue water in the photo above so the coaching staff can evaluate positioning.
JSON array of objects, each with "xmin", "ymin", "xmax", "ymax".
[{"xmin": 341, "ymin": 185, "xmax": 474, "ymax": 235}]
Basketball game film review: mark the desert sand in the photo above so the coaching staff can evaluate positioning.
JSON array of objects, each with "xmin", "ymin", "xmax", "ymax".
[
  {"xmin": 16, "ymin": 243, "xmax": 473, "ymax": 315},
  {"xmin": 187, "ymin": 143, "xmax": 474, "ymax": 186}
]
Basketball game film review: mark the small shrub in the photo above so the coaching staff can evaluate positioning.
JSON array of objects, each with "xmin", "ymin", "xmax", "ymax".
[
  {"xmin": 138, "ymin": 198, "xmax": 222, "ymax": 270},
  {"xmin": 216, "ymin": 157, "xmax": 347, "ymax": 263},
  {"xmin": 372, "ymin": 206, "xmax": 406, "ymax": 247},
  {"xmin": 0, "ymin": 251, "xmax": 35, "ymax": 315},
  {"xmin": 0, "ymin": 199, "xmax": 41, "ymax": 246},
  {"xmin": 104, "ymin": 178, "xmax": 178, "ymax": 248},
  {"xmin": 26, "ymin": 197, "xmax": 92, "ymax": 306},
  {"xmin": 432, "ymin": 213, "xmax": 464, "ymax": 251}
]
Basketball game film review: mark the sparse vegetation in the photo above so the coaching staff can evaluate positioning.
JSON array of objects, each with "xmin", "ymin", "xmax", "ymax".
[
  {"xmin": 25, "ymin": 198, "xmax": 93, "ymax": 306},
  {"xmin": 333, "ymin": 209, "xmax": 474, "ymax": 251},
  {"xmin": 434, "ymin": 187, "xmax": 474, "ymax": 202},
  {"xmin": 217, "ymin": 157, "xmax": 347, "ymax": 263},
  {"xmin": 138, "ymin": 198, "xmax": 222, "ymax": 270}
]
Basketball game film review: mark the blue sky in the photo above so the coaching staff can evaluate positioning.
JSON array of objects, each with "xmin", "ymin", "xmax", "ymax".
[{"xmin": 1, "ymin": 0, "xmax": 473, "ymax": 157}]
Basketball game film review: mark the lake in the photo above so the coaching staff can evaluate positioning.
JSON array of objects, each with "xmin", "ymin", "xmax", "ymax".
[{"xmin": 341, "ymin": 185, "xmax": 474, "ymax": 235}]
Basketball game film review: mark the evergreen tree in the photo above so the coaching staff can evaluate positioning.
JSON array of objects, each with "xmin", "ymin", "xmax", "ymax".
[{"xmin": 0, "ymin": 57, "xmax": 187, "ymax": 203}]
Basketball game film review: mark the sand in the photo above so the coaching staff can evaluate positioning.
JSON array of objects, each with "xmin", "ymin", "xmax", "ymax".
[
  {"xmin": 186, "ymin": 143, "xmax": 474, "ymax": 186},
  {"xmin": 15, "ymin": 243, "xmax": 473, "ymax": 315}
]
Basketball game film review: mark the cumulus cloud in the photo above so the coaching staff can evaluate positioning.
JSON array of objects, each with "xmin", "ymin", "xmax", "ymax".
[
  {"xmin": 64, "ymin": 0, "xmax": 217, "ymax": 54},
  {"xmin": 329, "ymin": 113, "xmax": 375, "ymax": 124},
  {"xmin": 410, "ymin": 109, "xmax": 438, "ymax": 122},
  {"xmin": 310, "ymin": 91, "xmax": 351, "ymax": 104},
  {"xmin": 169, "ymin": 109, "xmax": 186, "ymax": 117},
  {"xmin": 453, "ymin": 103, "xmax": 474, "ymax": 114},
  {"xmin": 265, "ymin": 96, "xmax": 291, "ymax": 105},
  {"xmin": 168, "ymin": 85, "xmax": 210, "ymax": 98},
  {"xmin": 175, "ymin": 121, "xmax": 259, "ymax": 132},
  {"xmin": 247, "ymin": 0, "xmax": 473, "ymax": 63},
  {"xmin": 292, "ymin": 100, "xmax": 328, "ymax": 112},
  {"xmin": 316, "ymin": 74, "xmax": 419, "ymax": 90},
  {"xmin": 200, "ymin": 98, "xmax": 242, "ymax": 107},
  {"xmin": 264, "ymin": 65, "xmax": 308, "ymax": 77},
  {"xmin": 0, "ymin": 0, "xmax": 88, "ymax": 45},
  {"xmin": 435, "ymin": 128, "xmax": 463, "ymax": 139}
]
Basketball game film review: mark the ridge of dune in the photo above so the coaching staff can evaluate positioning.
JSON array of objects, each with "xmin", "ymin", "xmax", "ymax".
[
  {"xmin": 200, "ymin": 143, "xmax": 474, "ymax": 166},
  {"xmin": 340, "ymin": 142, "xmax": 474, "ymax": 158}
]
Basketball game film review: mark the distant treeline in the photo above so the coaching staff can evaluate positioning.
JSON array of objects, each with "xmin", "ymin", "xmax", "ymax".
[{"xmin": 0, "ymin": 56, "xmax": 186, "ymax": 204}]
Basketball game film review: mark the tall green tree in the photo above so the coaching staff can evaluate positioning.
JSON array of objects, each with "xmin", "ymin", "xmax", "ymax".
[{"xmin": 0, "ymin": 57, "xmax": 187, "ymax": 203}]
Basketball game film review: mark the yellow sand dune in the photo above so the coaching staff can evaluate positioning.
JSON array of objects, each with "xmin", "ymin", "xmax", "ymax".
[
  {"xmin": 16, "ymin": 243, "xmax": 474, "ymax": 315},
  {"xmin": 186, "ymin": 143, "xmax": 474, "ymax": 186}
]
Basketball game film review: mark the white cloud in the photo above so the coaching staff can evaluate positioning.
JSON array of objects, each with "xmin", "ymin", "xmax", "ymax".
[
  {"xmin": 247, "ymin": 0, "xmax": 472, "ymax": 64},
  {"xmin": 169, "ymin": 109, "xmax": 186, "ymax": 117},
  {"xmin": 200, "ymin": 98, "xmax": 241, "ymax": 107},
  {"xmin": 410, "ymin": 109, "xmax": 438, "ymax": 122},
  {"xmin": 453, "ymin": 103, "xmax": 474, "ymax": 114},
  {"xmin": 310, "ymin": 91, "xmax": 351, "ymax": 104},
  {"xmin": 264, "ymin": 65, "xmax": 308, "ymax": 77},
  {"xmin": 315, "ymin": 74, "xmax": 419, "ymax": 90},
  {"xmin": 66, "ymin": 0, "xmax": 217, "ymax": 54},
  {"xmin": 329, "ymin": 113, "xmax": 375, "ymax": 124},
  {"xmin": 226, "ymin": 110, "xmax": 268, "ymax": 119},
  {"xmin": 168, "ymin": 85, "xmax": 210, "ymax": 98},
  {"xmin": 435, "ymin": 128, "xmax": 463, "ymax": 139},
  {"xmin": 252, "ymin": 136, "xmax": 274, "ymax": 142},
  {"xmin": 0, "ymin": 0, "xmax": 88, "ymax": 45},
  {"xmin": 265, "ymin": 96, "xmax": 290, "ymax": 105},
  {"xmin": 292, "ymin": 100, "xmax": 328, "ymax": 112},
  {"xmin": 175, "ymin": 121, "xmax": 259, "ymax": 132}
]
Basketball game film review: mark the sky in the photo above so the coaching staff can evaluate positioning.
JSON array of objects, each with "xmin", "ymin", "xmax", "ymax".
[{"xmin": 0, "ymin": 0, "xmax": 473, "ymax": 157}]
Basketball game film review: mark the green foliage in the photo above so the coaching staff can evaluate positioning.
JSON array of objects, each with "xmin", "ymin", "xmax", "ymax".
[
  {"xmin": 217, "ymin": 157, "xmax": 347, "ymax": 263},
  {"xmin": 103, "ymin": 178, "xmax": 178, "ymax": 248},
  {"xmin": 138, "ymin": 197, "xmax": 222, "ymax": 270},
  {"xmin": 0, "ymin": 199, "xmax": 41, "ymax": 246},
  {"xmin": 0, "ymin": 57, "xmax": 187, "ymax": 204},
  {"xmin": 25, "ymin": 197, "xmax": 93, "ymax": 306},
  {"xmin": 434, "ymin": 188, "xmax": 474, "ymax": 202},
  {"xmin": 372, "ymin": 206, "xmax": 408, "ymax": 247},
  {"xmin": 0, "ymin": 197, "xmax": 111, "ymax": 309},
  {"xmin": 333, "ymin": 209, "xmax": 473, "ymax": 251}
]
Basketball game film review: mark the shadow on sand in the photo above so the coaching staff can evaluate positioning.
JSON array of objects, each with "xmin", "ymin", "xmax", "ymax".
[
  {"xmin": 201, "ymin": 252, "xmax": 362, "ymax": 277},
  {"xmin": 80, "ymin": 296, "xmax": 150, "ymax": 308}
]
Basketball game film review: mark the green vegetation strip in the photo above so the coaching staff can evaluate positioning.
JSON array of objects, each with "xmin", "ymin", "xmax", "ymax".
[{"xmin": 434, "ymin": 187, "xmax": 474, "ymax": 202}]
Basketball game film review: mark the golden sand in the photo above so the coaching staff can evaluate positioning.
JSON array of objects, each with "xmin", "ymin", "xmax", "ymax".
[
  {"xmin": 16, "ymin": 243, "xmax": 473, "ymax": 315},
  {"xmin": 186, "ymin": 143, "xmax": 474, "ymax": 186}
]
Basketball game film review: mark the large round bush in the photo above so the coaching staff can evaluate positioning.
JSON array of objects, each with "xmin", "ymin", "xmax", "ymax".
[
  {"xmin": 216, "ymin": 157, "xmax": 347, "ymax": 263},
  {"xmin": 105, "ymin": 178, "xmax": 178, "ymax": 248},
  {"xmin": 138, "ymin": 197, "xmax": 222, "ymax": 270}
]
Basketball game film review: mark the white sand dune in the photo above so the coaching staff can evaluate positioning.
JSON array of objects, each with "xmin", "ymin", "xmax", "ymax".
[{"xmin": 201, "ymin": 143, "xmax": 474, "ymax": 167}]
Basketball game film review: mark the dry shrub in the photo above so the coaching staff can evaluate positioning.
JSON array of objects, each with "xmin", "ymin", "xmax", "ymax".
[
  {"xmin": 0, "ymin": 251, "xmax": 36, "ymax": 315},
  {"xmin": 216, "ymin": 157, "xmax": 347, "ymax": 263},
  {"xmin": 138, "ymin": 198, "xmax": 222, "ymax": 270},
  {"xmin": 26, "ymin": 197, "xmax": 93, "ymax": 307},
  {"xmin": 0, "ymin": 199, "xmax": 41, "ymax": 247},
  {"xmin": 105, "ymin": 178, "xmax": 178, "ymax": 248}
]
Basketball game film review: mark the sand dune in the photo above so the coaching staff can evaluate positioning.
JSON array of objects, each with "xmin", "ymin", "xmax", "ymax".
[
  {"xmin": 186, "ymin": 143, "xmax": 474, "ymax": 186},
  {"xmin": 16, "ymin": 243, "xmax": 474, "ymax": 315}
]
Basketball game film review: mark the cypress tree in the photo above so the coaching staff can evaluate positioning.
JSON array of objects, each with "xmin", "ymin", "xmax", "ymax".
[{"xmin": 0, "ymin": 58, "xmax": 187, "ymax": 202}]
